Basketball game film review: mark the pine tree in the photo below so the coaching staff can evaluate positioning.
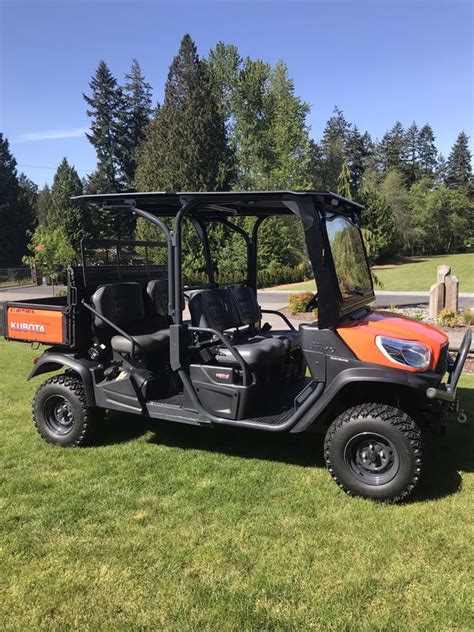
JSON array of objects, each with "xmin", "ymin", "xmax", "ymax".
[
  {"xmin": 445, "ymin": 131, "xmax": 472, "ymax": 188},
  {"xmin": 405, "ymin": 122, "xmax": 420, "ymax": 184},
  {"xmin": 320, "ymin": 107, "xmax": 350, "ymax": 190},
  {"xmin": 337, "ymin": 158, "xmax": 352, "ymax": 199},
  {"xmin": 48, "ymin": 158, "xmax": 89, "ymax": 247},
  {"xmin": 0, "ymin": 135, "xmax": 34, "ymax": 265},
  {"xmin": 346, "ymin": 127, "xmax": 373, "ymax": 196},
  {"xmin": 36, "ymin": 184, "xmax": 52, "ymax": 226},
  {"xmin": 136, "ymin": 34, "xmax": 229, "ymax": 192},
  {"xmin": 378, "ymin": 122, "xmax": 407, "ymax": 174},
  {"xmin": 83, "ymin": 60, "xmax": 126, "ymax": 192},
  {"xmin": 418, "ymin": 124, "xmax": 438, "ymax": 176},
  {"xmin": 360, "ymin": 170, "xmax": 396, "ymax": 262},
  {"xmin": 121, "ymin": 59, "xmax": 153, "ymax": 188}
]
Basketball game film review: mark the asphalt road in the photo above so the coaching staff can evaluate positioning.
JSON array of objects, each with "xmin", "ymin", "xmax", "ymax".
[
  {"xmin": 1, "ymin": 284, "xmax": 473, "ymax": 309},
  {"xmin": 258, "ymin": 290, "xmax": 474, "ymax": 310}
]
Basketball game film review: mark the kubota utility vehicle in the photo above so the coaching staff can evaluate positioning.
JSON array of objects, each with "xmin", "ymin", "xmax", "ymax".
[{"xmin": 4, "ymin": 191, "xmax": 471, "ymax": 502}]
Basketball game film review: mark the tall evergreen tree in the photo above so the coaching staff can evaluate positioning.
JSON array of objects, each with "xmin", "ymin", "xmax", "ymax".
[
  {"xmin": 0, "ymin": 135, "xmax": 34, "ymax": 266},
  {"xmin": 360, "ymin": 170, "xmax": 396, "ymax": 262},
  {"xmin": 48, "ymin": 158, "xmax": 89, "ymax": 247},
  {"xmin": 418, "ymin": 124, "xmax": 438, "ymax": 176},
  {"xmin": 445, "ymin": 131, "xmax": 472, "ymax": 188},
  {"xmin": 346, "ymin": 126, "xmax": 373, "ymax": 196},
  {"xmin": 337, "ymin": 158, "xmax": 352, "ymax": 199},
  {"xmin": 405, "ymin": 122, "xmax": 420, "ymax": 184},
  {"xmin": 378, "ymin": 121, "xmax": 407, "ymax": 174},
  {"xmin": 36, "ymin": 184, "xmax": 52, "ymax": 226},
  {"xmin": 320, "ymin": 107, "xmax": 350, "ymax": 190},
  {"xmin": 83, "ymin": 60, "xmax": 125, "ymax": 192},
  {"xmin": 136, "ymin": 34, "xmax": 229, "ymax": 192},
  {"xmin": 120, "ymin": 59, "xmax": 153, "ymax": 188}
]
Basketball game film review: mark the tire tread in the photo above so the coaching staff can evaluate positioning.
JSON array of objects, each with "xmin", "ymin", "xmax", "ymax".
[
  {"xmin": 324, "ymin": 403, "xmax": 422, "ymax": 503},
  {"xmin": 32, "ymin": 374, "xmax": 92, "ymax": 447}
]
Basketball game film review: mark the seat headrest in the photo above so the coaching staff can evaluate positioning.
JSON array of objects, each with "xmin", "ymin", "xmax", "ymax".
[
  {"xmin": 91, "ymin": 282, "xmax": 145, "ymax": 328},
  {"xmin": 188, "ymin": 288, "xmax": 239, "ymax": 331},
  {"xmin": 230, "ymin": 287, "xmax": 261, "ymax": 325},
  {"xmin": 146, "ymin": 279, "xmax": 169, "ymax": 317}
]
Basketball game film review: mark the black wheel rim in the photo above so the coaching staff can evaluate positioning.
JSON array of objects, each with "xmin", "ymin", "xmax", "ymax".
[
  {"xmin": 344, "ymin": 432, "xmax": 400, "ymax": 486},
  {"xmin": 43, "ymin": 395, "xmax": 75, "ymax": 436}
]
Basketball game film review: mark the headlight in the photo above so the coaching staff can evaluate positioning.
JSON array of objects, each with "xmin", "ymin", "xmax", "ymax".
[{"xmin": 375, "ymin": 336, "xmax": 431, "ymax": 370}]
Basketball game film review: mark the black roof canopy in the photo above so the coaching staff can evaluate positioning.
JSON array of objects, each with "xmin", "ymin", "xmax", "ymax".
[{"xmin": 72, "ymin": 190, "xmax": 364, "ymax": 219}]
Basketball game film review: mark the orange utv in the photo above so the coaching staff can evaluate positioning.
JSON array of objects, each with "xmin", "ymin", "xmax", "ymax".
[{"xmin": 4, "ymin": 191, "xmax": 471, "ymax": 502}]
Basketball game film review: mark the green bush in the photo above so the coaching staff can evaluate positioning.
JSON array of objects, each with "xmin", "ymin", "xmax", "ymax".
[{"xmin": 288, "ymin": 292, "xmax": 314, "ymax": 315}]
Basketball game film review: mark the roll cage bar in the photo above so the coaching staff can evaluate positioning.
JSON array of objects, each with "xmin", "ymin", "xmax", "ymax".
[{"xmin": 73, "ymin": 190, "xmax": 372, "ymax": 330}]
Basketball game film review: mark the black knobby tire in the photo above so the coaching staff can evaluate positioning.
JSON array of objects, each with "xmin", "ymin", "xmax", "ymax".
[
  {"xmin": 32, "ymin": 374, "xmax": 95, "ymax": 447},
  {"xmin": 324, "ymin": 403, "xmax": 422, "ymax": 503}
]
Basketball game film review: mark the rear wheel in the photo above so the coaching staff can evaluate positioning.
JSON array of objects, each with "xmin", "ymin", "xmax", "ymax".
[
  {"xmin": 33, "ymin": 374, "xmax": 96, "ymax": 447},
  {"xmin": 324, "ymin": 403, "xmax": 422, "ymax": 503}
]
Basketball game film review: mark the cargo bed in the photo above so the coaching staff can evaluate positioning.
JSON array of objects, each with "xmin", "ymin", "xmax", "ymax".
[{"xmin": 3, "ymin": 296, "xmax": 74, "ymax": 347}]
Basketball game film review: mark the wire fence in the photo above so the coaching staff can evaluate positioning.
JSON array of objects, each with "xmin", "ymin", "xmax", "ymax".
[{"xmin": 0, "ymin": 268, "xmax": 34, "ymax": 288}]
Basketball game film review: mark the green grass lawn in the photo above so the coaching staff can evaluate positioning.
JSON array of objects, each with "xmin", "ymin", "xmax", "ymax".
[
  {"xmin": 1, "ymin": 339, "xmax": 473, "ymax": 630},
  {"xmin": 272, "ymin": 252, "xmax": 474, "ymax": 293}
]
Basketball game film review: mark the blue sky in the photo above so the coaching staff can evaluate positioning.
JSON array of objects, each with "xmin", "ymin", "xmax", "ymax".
[{"xmin": 1, "ymin": 0, "xmax": 472, "ymax": 187}]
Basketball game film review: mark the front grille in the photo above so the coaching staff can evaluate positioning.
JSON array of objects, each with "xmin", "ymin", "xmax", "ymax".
[{"xmin": 436, "ymin": 343, "xmax": 449, "ymax": 375}]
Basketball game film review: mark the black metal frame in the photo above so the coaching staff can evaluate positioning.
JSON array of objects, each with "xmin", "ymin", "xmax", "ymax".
[
  {"xmin": 63, "ymin": 191, "xmax": 379, "ymax": 427},
  {"xmin": 73, "ymin": 190, "xmax": 374, "ymax": 341}
]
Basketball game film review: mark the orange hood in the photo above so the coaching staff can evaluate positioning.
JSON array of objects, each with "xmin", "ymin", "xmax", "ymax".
[{"xmin": 337, "ymin": 310, "xmax": 448, "ymax": 372}]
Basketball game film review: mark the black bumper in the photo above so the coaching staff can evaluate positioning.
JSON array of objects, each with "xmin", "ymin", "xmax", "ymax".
[{"xmin": 426, "ymin": 328, "xmax": 472, "ymax": 403}]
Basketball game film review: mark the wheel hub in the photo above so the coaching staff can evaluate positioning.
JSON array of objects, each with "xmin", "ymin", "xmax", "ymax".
[
  {"xmin": 44, "ymin": 395, "xmax": 75, "ymax": 435},
  {"xmin": 344, "ymin": 432, "xmax": 400, "ymax": 486}
]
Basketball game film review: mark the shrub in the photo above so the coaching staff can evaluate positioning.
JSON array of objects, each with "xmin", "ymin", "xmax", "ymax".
[
  {"xmin": 461, "ymin": 308, "xmax": 474, "ymax": 326},
  {"xmin": 437, "ymin": 308, "xmax": 460, "ymax": 327},
  {"xmin": 288, "ymin": 292, "xmax": 314, "ymax": 315}
]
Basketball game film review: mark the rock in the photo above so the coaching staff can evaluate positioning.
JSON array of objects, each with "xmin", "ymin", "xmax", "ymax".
[
  {"xmin": 437, "ymin": 265, "xmax": 451, "ymax": 284},
  {"xmin": 445, "ymin": 274, "xmax": 459, "ymax": 312},
  {"xmin": 429, "ymin": 281, "xmax": 445, "ymax": 319}
]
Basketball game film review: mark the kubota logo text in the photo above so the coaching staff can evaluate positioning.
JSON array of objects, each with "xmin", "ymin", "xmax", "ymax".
[{"xmin": 10, "ymin": 322, "xmax": 46, "ymax": 333}]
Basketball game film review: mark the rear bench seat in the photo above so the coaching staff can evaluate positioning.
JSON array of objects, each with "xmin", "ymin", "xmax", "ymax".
[
  {"xmin": 91, "ymin": 281, "xmax": 170, "ymax": 355},
  {"xmin": 188, "ymin": 287, "xmax": 298, "ymax": 368}
]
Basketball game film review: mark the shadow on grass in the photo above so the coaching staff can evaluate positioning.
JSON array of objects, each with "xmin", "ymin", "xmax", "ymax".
[
  {"xmin": 148, "ymin": 423, "xmax": 326, "ymax": 468},
  {"xmin": 412, "ymin": 385, "xmax": 474, "ymax": 502},
  {"xmin": 87, "ymin": 386, "xmax": 473, "ymax": 501},
  {"xmin": 87, "ymin": 412, "xmax": 152, "ymax": 447}
]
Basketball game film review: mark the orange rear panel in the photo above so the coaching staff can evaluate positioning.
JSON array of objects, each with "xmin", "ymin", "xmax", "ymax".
[{"xmin": 7, "ymin": 307, "xmax": 65, "ymax": 344}]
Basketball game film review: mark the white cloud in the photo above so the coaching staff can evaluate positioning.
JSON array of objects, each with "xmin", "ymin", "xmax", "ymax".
[{"xmin": 15, "ymin": 127, "xmax": 88, "ymax": 142}]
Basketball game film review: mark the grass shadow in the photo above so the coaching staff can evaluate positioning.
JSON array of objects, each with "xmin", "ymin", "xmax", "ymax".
[
  {"xmin": 412, "ymin": 385, "xmax": 474, "ymax": 501},
  {"xmin": 87, "ymin": 411, "xmax": 152, "ymax": 447},
  {"xmin": 147, "ymin": 423, "xmax": 326, "ymax": 468},
  {"xmin": 86, "ymin": 386, "xmax": 473, "ymax": 503}
]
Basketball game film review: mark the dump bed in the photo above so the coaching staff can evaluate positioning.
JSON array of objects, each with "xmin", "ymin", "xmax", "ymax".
[{"xmin": 3, "ymin": 296, "xmax": 74, "ymax": 347}]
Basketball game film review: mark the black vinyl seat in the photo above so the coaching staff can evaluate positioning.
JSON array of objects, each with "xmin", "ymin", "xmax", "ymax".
[
  {"xmin": 230, "ymin": 286, "xmax": 300, "ymax": 351},
  {"xmin": 214, "ymin": 335, "xmax": 286, "ymax": 367},
  {"xmin": 91, "ymin": 282, "xmax": 170, "ymax": 355},
  {"xmin": 188, "ymin": 287, "xmax": 287, "ymax": 368}
]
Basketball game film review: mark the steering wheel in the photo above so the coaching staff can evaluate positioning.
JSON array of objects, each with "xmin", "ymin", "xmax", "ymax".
[{"xmin": 305, "ymin": 292, "xmax": 318, "ymax": 312}]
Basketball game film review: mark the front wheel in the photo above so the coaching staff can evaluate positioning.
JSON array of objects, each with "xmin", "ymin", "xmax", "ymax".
[
  {"xmin": 324, "ymin": 403, "xmax": 422, "ymax": 503},
  {"xmin": 32, "ymin": 374, "xmax": 97, "ymax": 447}
]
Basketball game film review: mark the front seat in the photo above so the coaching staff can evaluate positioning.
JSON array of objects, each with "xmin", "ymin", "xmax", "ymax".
[{"xmin": 188, "ymin": 288, "xmax": 286, "ymax": 368}]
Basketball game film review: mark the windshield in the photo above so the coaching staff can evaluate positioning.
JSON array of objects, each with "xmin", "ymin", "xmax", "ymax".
[{"xmin": 325, "ymin": 213, "xmax": 373, "ymax": 299}]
